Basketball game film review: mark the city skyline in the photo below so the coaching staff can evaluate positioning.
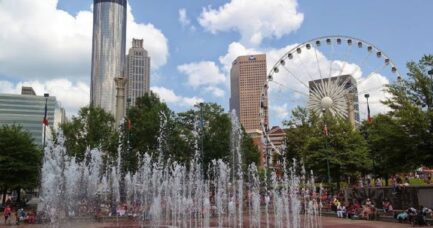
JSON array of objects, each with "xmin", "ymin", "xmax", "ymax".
[{"xmin": 0, "ymin": 0, "xmax": 432, "ymax": 126}]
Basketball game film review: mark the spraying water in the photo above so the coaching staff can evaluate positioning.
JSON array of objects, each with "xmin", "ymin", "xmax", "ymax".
[{"xmin": 38, "ymin": 111, "xmax": 321, "ymax": 227}]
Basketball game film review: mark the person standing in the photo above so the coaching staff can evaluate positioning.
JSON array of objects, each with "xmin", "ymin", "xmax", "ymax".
[{"xmin": 3, "ymin": 205, "xmax": 11, "ymax": 225}]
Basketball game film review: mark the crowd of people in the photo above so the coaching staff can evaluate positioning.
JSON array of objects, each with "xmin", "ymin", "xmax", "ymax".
[
  {"xmin": 2, "ymin": 204, "xmax": 36, "ymax": 225},
  {"xmin": 328, "ymin": 195, "xmax": 433, "ymax": 226}
]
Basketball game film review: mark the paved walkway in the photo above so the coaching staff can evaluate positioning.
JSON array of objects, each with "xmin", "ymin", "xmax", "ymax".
[
  {"xmin": 0, "ymin": 216, "xmax": 414, "ymax": 227},
  {"xmin": 322, "ymin": 216, "xmax": 411, "ymax": 228}
]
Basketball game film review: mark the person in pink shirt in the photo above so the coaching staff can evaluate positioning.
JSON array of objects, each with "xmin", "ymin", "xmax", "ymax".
[{"xmin": 3, "ymin": 205, "xmax": 12, "ymax": 225}]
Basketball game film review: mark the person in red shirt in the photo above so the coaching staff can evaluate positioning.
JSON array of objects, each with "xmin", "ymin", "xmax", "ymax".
[{"xmin": 3, "ymin": 205, "xmax": 12, "ymax": 225}]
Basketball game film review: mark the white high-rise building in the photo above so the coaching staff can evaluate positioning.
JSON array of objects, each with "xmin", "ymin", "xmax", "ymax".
[{"xmin": 126, "ymin": 38, "xmax": 151, "ymax": 107}]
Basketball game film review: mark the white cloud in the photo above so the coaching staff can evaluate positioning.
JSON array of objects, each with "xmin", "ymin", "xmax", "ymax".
[
  {"xmin": 219, "ymin": 42, "xmax": 262, "ymax": 72},
  {"xmin": 177, "ymin": 61, "xmax": 226, "ymax": 88},
  {"xmin": 151, "ymin": 86, "xmax": 203, "ymax": 107},
  {"xmin": 198, "ymin": 0, "xmax": 304, "ymax": 46},
  {"xmin": 127, "ymin": 5, "xmax": 169, "ymax": 70},
  {"xmin": 178, "ymin": 8, "xmax": 190, "ymax": 27},
  {"xmin": 0, "ymin": 0, "xmax": 169, "ymax": 80},
  {"xmin": 272, "ymin": 103, "xmax": 290, "ymax": 119},
  {"xmin": 204, "ymin": 86, "xmax": 225, "ymax": 98},
  {"xmin": 178, "ymin": 8, "xmax": 196, "ymax": 31},
  {"xmin": 0, "ymin": 79, "xmax": 89, "ymax": 116}
]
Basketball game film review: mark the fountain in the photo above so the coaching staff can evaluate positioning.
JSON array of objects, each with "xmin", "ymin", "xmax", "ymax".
[{"xmin": 38, "ymin": 111, "xmax": 321, "ymax": 227}]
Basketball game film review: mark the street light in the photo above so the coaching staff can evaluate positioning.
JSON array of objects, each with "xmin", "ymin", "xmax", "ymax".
[
  {"xmin": 43, "ymin": 93, "xmax": 49, "ymax": 149},
  {"xmin": 322, "ymin": 108, "xmax": 332, "ymax": 188},
  {"xmin": 199, "ymin": 103, "xmax": 204, "ymax": 173},
  {"xmin": 364, "ymin": 93, "xmax": 375, "ymax": 176}
]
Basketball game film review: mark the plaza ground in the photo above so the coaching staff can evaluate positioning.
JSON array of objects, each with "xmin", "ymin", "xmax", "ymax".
[{"xmin": 0, "ymin": 216, "xmax": 415, "ymax": 227}]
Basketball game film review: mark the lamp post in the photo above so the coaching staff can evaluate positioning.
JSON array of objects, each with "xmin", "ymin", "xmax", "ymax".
[
  {"xmin": 365, "ymin": 93, "xmax": 371, "ymax": 122},
  {"xmin": 322, "ymin": 108, "xmax": 332, "ymax": 188},
  {"xmin": 364, "ymin": 93, "xmax": 375, "ymax": 178},
  {"xmin": 429, "ymin": 70, "xmax": 433, "ymax": 109},
  {"xmin": 43, "ymin": 93, "xmax": 49, "ymax": 149},
  {"xmin": 199, "ymin": 103, "xmax": 204, "ymax": 173}
]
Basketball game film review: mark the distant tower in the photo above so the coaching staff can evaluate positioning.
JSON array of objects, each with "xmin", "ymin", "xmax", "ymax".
[
  {"xmin": 115, "ymin": 76, "xmax": 127, "ymax": 126},
  {"xmin": 230, "ymin": 54, "xmax": 268, "ymax": 132},
  {"xmin": 126, "ymin": 38, "xmax": 151, "ymax": 106},
  {"xmin": 91, "ymin": 0, "xmax": 127, "ymax": 116}
]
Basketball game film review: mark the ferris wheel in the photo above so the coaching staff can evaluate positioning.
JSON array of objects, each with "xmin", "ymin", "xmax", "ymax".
[{"xmin": 259, "ymin": 35, "xmax": 402, "ymax": 155}]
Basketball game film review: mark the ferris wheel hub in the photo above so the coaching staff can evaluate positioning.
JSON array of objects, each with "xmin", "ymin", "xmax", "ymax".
[{"xmin": 321, "ymin": 96, "xmax": 333, "ymax": 109}]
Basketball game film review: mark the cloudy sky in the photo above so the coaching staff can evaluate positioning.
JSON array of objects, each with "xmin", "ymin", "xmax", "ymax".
[{"xmin": 0, "ymin": 0, "xmax": 432, "ymax": 124}]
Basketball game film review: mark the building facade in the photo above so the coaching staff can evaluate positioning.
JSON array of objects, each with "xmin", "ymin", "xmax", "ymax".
[
  {"xmin": 126, "ymin": 38, "xmax": 151, "ymax": 107},
  {"xmin": 0, "ymin": 88, "xmax": 65, "ymax": 146},
  {"xmin": 91, "ymin": 0, "xmax": 127, "ymax": 116},
  {"xmin": 229, "ymin": 54, "xmax": 268, "ymax": 132}
]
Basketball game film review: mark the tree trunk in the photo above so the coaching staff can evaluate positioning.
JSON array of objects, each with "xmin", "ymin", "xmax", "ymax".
[
  {"xmin": 2, "ymin": 188, "xmax": 7, "ymax": 205},
  {"xmin": 336, "ymin": 166, "xmax": 341, "ymax": 191},
  {"xmin": 16, "ymin": 187, "xmax": 21, "ymax": 203}
]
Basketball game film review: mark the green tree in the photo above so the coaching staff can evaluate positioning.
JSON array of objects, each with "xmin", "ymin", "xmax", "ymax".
[
  {"xmin": 0, "ymin": 125, "xmax": 42, "ymax": 204},
  {"xmin": 241, "ymin": 129, "xmax": 260, "ymax": 168},
  {"xmin": 283, "ymin": 106, "xmax": 317, "ymax": 163},
  {"xmin": 383, "ymin": 55, "xmax": 433, "ymax": 166},
  {"xmin": 125, "ymin": 92, "xmax": 180, "ymax": 169},
  {"xmin": 61, "ymin": 106, "xmax": 118, "ymax": 162},
  {"xmin": 177, "ymin": 103, "xmax": 231, "ymax": 168},
  {"xmin": 283, "ymin": 108, "xmax": 371, "ymax": 189},
  {"xmin": 360, "ymin": 115, "xmax": 415, "ymax": 185},
  {"xmin": 177, "ymin": 103, "xmax": 260, "ymax": 171}
]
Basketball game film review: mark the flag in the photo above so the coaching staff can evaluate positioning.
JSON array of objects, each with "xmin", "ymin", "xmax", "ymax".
[
  {"xmin": 42, "ymin": 102, "xmax": 48, "ymax": 126},
  {"xmin": 367, "ymin": 102, "xmax": 372, "ymax": 123},
  {"xmin": 323, "ymin": 124, "xmax": 329, "ymax": 136}
]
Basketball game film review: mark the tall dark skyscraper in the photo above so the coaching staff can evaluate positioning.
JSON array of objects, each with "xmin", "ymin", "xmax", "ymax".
[{"xmin": 91, "ymin": 0, "xmax": 127, "ymax": 116}]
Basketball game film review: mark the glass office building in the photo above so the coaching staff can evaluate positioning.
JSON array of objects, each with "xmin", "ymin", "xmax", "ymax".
[
  {"xmin": 91, "ymin": 0, "xmax": 127, "ymax": 116},
  {"xmin": 0, "ymin": 92, "xmax": 65, "ymax": 146}
]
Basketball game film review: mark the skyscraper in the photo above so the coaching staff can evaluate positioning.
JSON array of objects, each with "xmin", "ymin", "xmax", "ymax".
[
  {"xmin": 91, "ymin": 0, "xmax": 127, "ymax": 116},
  {"xmin": 126, "ymin": 38, "xmax": 151, "ymax": 107},
  {"xmin": 229, "ymin": 54, "xmax": 268, "ymax": 132}
]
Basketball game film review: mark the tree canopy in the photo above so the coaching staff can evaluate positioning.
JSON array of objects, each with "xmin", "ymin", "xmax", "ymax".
[
  {"xmin": 283, "ymin": 107, "xmax": 371, "ymax": 188},
  {"xmin": 0, "ymin": 125, "xmax": 42, "ymax": 203},
  {"xmin": 383, "ymin": 55, "xmax": 433, "ymax": 166},
  {"xmin": 61, "ymin": 106, "xmax": 118, "ymax": 162}
]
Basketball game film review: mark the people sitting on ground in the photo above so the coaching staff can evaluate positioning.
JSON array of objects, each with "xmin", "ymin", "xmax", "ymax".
[
  {"xmin": 337, "ymin": 204, "xmax": 346, "ymax": 218},
  {"xmin": 375, "ymin": 178, "xmax": 382, "ymax": 187},
  {"xmin": 422, "ymin": 206, "xmax": 432, "ymax": 218},
  {"xmin": 347, "ymin": 201, "xmax": 362, "ymax": 219},
  {"xmin": 25, "ymin": 211, "xmax": 35, "ymax": 224},
  {"xmin": 407, "ymin": 207, "xmax": 417, "ymax": 223},
  {"xmin": 361, "ymin": 198, "xmax": 375, "ymax": 220},
  {"xmin": 413, "ymin": 205, "xmax": 428, "ymax": 226},
  {"xmin": 331, "ymin": 197, "xmax": 339, "ymax": 212},
  {"xmin": 395, "ymin": 210, "xmax": 409, "ymax": 223},
  {"xmin": 382, "ymin": 199, "xmax": 393, "ymax": 214}
]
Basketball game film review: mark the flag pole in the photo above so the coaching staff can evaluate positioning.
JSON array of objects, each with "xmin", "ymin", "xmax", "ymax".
[
  {"xmin": 43, "ymin": 93, "xmax": 49, "ymax": 149},
  {"xmin": 365, "ymin": 93, "xmax": 371, "ymax": 123}
]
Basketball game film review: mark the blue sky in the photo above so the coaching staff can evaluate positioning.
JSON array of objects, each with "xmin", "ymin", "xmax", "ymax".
[{"xmin": 0, "ymin": 0, "xmax": 432, "ymax": 124}]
